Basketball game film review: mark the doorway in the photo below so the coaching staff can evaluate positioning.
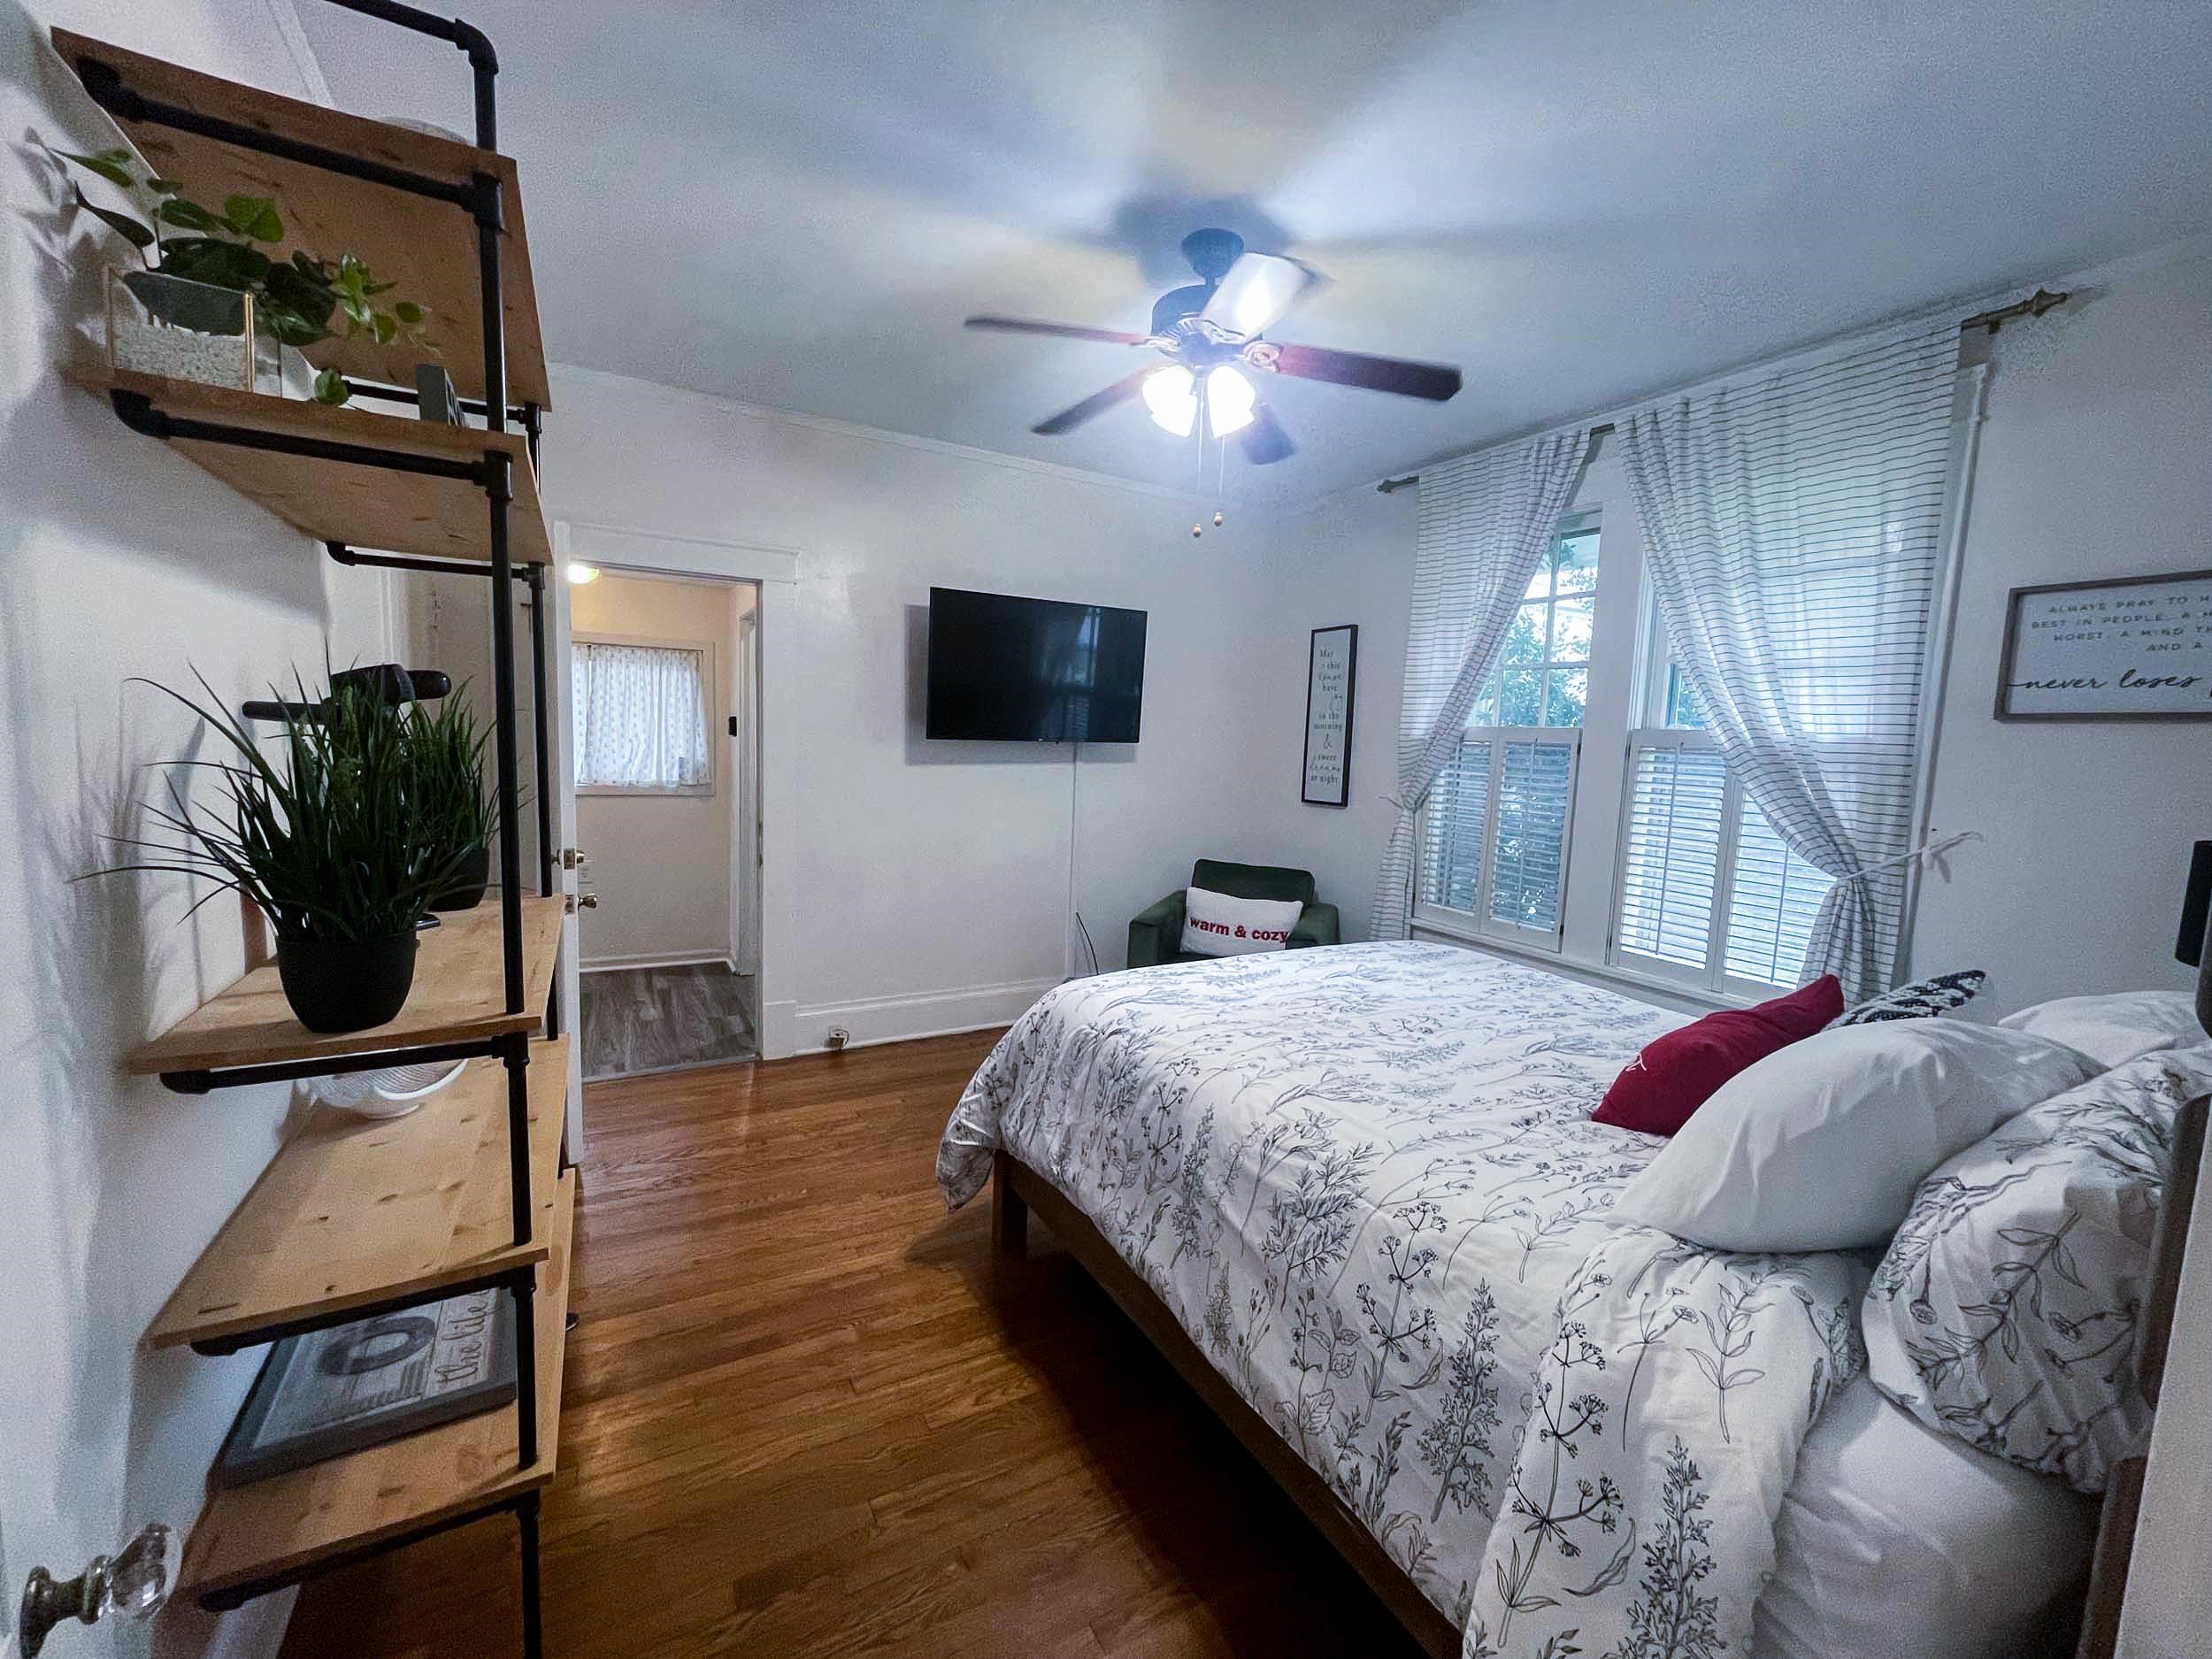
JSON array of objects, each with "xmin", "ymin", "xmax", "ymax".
[{"xmin": 565, "ymin": 566, "xmax": 762, "ymax": 1079}]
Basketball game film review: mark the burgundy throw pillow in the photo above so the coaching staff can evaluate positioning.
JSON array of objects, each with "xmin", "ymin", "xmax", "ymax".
[{"xmin": 1593, "ymin": 974, "xmax": 1844, "ymax": 1136}]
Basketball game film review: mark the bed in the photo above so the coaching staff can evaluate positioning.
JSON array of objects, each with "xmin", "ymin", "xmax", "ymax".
[{"xmin": 937, "ymin": 941, "xmax": 2096, "ymax": 1659}]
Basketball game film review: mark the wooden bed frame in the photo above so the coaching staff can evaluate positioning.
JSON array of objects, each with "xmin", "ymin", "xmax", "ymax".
[{"xmin": 990, "ymin": 1150, "xmax": 1460, "ymax": 1659}]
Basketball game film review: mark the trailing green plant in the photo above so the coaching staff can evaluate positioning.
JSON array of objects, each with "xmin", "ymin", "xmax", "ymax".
[
  {"xmin": 88, "ymin": 669, "xmax": 473, "ymax": 942},
  {"xmin": 403, "ymin": 687, "xmax": 495, "ymax": 876},
  {"xmin": 60, "ymin": 146, "xmax": 428, "ymax": 405}
]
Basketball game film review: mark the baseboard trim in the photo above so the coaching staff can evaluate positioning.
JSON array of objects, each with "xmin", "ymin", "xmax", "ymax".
[
  {"xmin": 581, "ymin": 951, "xmax": 739, "ymax": 974},
  {"xmin": 790, "ymin": 977, "xmax": 1056, "ymax": 1054}
]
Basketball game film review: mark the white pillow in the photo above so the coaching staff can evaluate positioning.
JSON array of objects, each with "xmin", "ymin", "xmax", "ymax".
[
  {"xmin": 1998, "ymin": 990, "xmax": 2207, "ymax": 1071},
  {"xmin": 1179, "ymin": 886, "xmax": 1302, "ymax": 957},
  {"xmin": 1613, "ymin": 1022, "xmax": 2103, "ymax": 1252}
]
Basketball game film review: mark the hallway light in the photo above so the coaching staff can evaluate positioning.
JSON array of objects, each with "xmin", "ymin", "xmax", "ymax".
[{"xmin": 567, "ymin": 562, "xmax": 601, "ymax": 585}]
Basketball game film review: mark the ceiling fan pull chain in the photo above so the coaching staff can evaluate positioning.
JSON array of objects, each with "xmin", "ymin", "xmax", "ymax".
[{"xmin": 1190, "ymin": 384, "xmax": 1209, "ymax": 539}]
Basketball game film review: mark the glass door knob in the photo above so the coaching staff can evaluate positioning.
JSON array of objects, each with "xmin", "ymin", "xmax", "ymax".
[{"xmin": 19, "ymin": 1523, "xmax": 176, "ymax": 1656}]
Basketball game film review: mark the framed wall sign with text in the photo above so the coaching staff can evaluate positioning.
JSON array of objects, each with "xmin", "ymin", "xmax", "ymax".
[
  {"xmin": 1996, "ymin": 569, "xmax": 2212, "ymax": 720},
  {"xmin": 1302, "ymin": 624, "xmax": 1358, "ymax": 807}
]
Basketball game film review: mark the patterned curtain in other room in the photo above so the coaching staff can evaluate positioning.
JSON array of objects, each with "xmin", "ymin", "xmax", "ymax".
[{"xmin": 572, "ymin": 641, "xmax": 710, "ymax": 788}]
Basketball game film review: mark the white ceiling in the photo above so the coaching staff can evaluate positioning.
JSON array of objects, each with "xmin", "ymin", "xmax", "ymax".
[{"xmin": 297, "ymin": 0, "xmax": 2212, "ymax": 507}]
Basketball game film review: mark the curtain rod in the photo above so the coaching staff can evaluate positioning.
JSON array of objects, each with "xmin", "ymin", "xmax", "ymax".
[{"xmin": 1374, "ymin": 288, "xmax": 2070, "ymax": 493}]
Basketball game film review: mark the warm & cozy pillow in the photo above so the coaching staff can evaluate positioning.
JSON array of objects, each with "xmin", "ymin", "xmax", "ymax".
[{"xmin": 1179, "ymin": 887, "xmax": 1302, "ymax": 958}]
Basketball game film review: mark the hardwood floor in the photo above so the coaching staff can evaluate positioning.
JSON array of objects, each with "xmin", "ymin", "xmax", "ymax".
[
  {"xmin": 279, "ymin": 1030, "xmax": 1425, "ymax": 1658},
  {"xmin": 579, "ymin": 963, "xmax": 757, "ymax": 1080}
]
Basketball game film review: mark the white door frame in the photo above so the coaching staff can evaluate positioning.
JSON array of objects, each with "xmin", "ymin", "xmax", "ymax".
[
  {"xmin": 730, "ymin": 591, "xmax": 762, "ymax": 978},
  {"xmin": 552, "ymin": 521, "xmax": 801, "ymax": 1148}
]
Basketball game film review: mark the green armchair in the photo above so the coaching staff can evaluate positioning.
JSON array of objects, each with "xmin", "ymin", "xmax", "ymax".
[{"xmin": 1127, "ymin": 858, "xmax": 1341, "ymax": 969}]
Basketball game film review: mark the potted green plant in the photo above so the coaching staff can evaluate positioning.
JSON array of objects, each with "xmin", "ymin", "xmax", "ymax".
[
  {"xmin": 93, "ymin": 671, "xmax": 473, "ymax": 1033},
  {"xmin": 61, "ymin": 147, "xmax": 428, "ymax": 405},
  {"xmin": 405, "ymin": 690, "xmax": 495, "ymax": 912}
]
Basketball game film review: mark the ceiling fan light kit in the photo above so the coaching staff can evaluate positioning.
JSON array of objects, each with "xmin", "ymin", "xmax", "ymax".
[
  {"xmin": 964, "ymin": 226, "xmax": 1464, "ymax": 474},
  {"xmin": 1142, "ymin": 364, "xmax": 1196, "ymax": 436},
  {"xmin": 1203, "ymin": 365, "xmax": 1256, "ymax": 436}
]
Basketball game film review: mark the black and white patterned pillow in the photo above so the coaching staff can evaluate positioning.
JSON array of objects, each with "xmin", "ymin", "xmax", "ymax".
[
  {"xmin": 1865, "ymin": 1046, "xmax": 2212, "ymax": 1492},
  {"xmin": 1833, "ymin": 969, "xmax": 1987, "ymax": 1025}
]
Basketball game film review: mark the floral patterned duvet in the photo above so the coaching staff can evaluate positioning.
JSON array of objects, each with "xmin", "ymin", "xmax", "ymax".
[{"xmin": 938, "ymin": 942, "xmax": 1866, "ymax": 1659}]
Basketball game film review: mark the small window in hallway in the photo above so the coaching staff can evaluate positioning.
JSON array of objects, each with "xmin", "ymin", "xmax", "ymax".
[{"xmin": 572, "ymin": 640, "xmax": 711, "ymax": 790}]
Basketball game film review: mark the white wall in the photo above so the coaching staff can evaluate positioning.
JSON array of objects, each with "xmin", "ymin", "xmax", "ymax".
[
  {"xmin": 0, "ymin": 4, "xmax": 386, "ymax": 1655},
  {"xmin": 1912, "ymin": 239, "xmax": 2212, "ymax": 1012},
  {"xmin": 571, "ymin": 571, "xmax": 739, "ymax": 970},
  {"xmin": 1248, "ymin": 487, "xmax": 1416, "ymax": 943},
  {"xmin": 536, "ymin": 366, "xmax": 1283, "ymax": 1050}
]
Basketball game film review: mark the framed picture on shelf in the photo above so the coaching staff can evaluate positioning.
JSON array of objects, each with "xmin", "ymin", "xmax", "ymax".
[
  {"xmin": 1302, "ymin": 624, "xmax": 1358, "ymax": 807},
  {"xmin": 211, "ymin": 1286, "xmax": 517, "ymax": 1486},
  {"xmin": 1995, "ymin": 569, "xmax": 2212, "ymax": 720}
]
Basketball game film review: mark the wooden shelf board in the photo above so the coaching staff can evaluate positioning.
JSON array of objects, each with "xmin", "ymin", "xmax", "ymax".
[
  {"xmin": 127, "ymin": 895, "xmax": 564, "ymax": 1078},
  {"xmin": 66, "ymin": 365, "xmax": 550, "ymax": 566},
  {"xmin": 54, "ymin": 28, "xmax": 550, "ymax": 408},
  {"xmin": 179, "ymin": 1167, "xmax": 575, "ymax": 1601},
  {"xmin": 147, "ymin": 1035, "xmax": 569, "ymax": 1351}
]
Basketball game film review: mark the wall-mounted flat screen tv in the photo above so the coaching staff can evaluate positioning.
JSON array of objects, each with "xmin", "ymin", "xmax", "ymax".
[{"xmin": 925, "ymin": 586, "xmax": 1148, "ymax": 742}]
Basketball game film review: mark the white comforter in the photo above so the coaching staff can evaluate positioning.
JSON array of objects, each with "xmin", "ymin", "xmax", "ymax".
[{"xmin": 939, "ymin": 942, "xmax": 1867, "ymax": 1659}]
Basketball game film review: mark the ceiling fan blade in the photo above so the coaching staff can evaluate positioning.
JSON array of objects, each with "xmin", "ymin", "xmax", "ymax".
[
  {"xmin": 1240, "ymin": 403, "xmax": 1295, "ymax": 465},
  {"xmin": 966, "ymin": 315, "xmax": 1156, "ymax": 347},
  {"xmin": 1032, "ymin": 371, "xmax": 1150, "ymax": 435},
  {"xmin": 1258, "ymin": 342, "xmax": 1462, "ymax": 402},
  {"xmin": 1200, "ymin": 252, "xmax": 1318, "ymax": 340}
]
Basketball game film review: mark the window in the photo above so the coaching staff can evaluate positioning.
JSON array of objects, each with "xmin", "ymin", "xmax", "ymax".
[
  {"xmin": 1414, "ymin": 517, "xmax": 1596, "ymax": 946},
  {"xmin": 1610, "ymin": 637, "xmax": 1835, "ymax": 994},
  {"xmin": 572, "ymin": 639, "xmax": 712, "ymax": 792}
]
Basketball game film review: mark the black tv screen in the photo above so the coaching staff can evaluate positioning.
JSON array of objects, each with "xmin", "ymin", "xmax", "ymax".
[{"xmin": 926, "ymin": 587, "xmax": 1148, "ymax": 742}]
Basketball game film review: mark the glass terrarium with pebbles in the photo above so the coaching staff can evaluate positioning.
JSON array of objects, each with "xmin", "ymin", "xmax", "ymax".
[{"xmin": 104, "ymin": 266, "xmax": 282, "ymax": 393}]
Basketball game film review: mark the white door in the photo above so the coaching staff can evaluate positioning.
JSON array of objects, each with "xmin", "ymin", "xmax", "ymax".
[
  {"xmin": 549, "ymin": 529, "xmax": 584, "ymax": 1149},
  {"xmin": 731, "ymin": 593, "xmax": 762, "ymax": 979}
]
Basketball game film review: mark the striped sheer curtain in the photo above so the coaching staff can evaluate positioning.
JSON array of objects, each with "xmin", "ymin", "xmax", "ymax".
[
  {"xmin": 1371, "ymin": 428, "xmax": 1589, "ymax": 941},
  {"xmin": 1621, "ymin": 325, "xmax": 1959, "ymax": 1000}
]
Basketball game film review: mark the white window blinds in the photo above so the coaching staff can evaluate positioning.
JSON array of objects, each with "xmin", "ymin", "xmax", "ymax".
[
  {"xmin": 1724, "ymin": 799, "xmax": 1835, "ymax": 985},
  {"xmin": 1418, "ymin": 737, "xmax": 1492, "ymax": 914},
  {"xmin": 1417, "ymin": 731, "xmax": 1580, "ymax": 946},
  {"xmin": 1614, "ymin": 733, "xmax": 1838, "ymax": 992},
  {"xmin": 1617, "ymin": 742, "xmax": 1724, "ymax": 969},
  {"xmin": 1488, "ymin": 736, "xmax": 1576, "ymax": 936},
  {"xmin": 572, "ymin": 641, "xmax": 711, "ymax": 789}
]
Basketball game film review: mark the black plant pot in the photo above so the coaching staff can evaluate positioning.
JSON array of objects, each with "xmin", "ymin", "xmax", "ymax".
[
  {"xmin": 274, "ymin": 932, "xmax": 419, "ymax": 1033},
  {"xmin": 428, "ymin": 843, "xmax": 491, "ymax": 912}
]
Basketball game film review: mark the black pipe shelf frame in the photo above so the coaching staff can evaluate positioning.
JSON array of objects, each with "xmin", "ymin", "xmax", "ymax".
[{"xmin": 64, "ymin": 6, "xmax": 565, "ymax": 1653}]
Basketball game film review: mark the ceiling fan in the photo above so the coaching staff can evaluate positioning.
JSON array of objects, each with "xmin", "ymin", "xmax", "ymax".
[{"xmin": 965, "ymin": 228, "xmax": 1463, "ymax": 465}]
